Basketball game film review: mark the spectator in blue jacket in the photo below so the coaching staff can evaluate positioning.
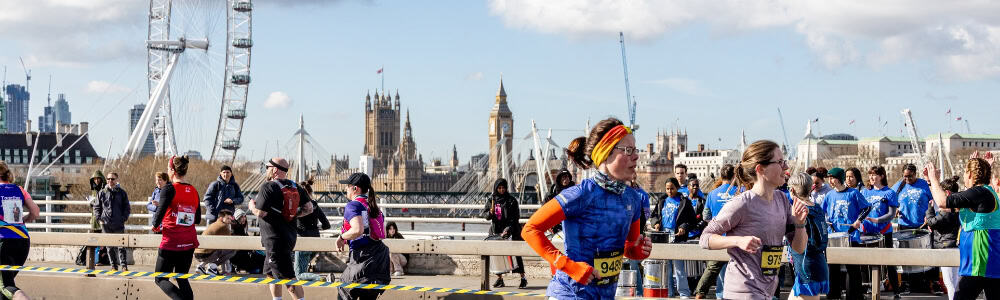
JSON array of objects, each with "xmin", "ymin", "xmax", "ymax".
[
  {"xmin": 146, "ymin": 172, "xmax": 169, "ymax": 229},
  {"xmin": 203, "ymin": 165, "xmax": 244, "ymax": 224}
]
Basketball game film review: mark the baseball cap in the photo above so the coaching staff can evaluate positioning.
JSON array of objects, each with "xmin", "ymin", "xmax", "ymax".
[{"xmin": 339, "ymin": 173, "xmax": 372, "ymax": 189}]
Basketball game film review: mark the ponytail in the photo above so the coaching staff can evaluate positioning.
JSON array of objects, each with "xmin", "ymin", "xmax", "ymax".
[
  {"xmin": 733, "ymin": 140, "xmax": 781, "ymax": 190},
  {"xmin": 366, "ymin": 186, "xmax": 381, "ymax": 218},
  {"xmin": 733, "ymin": 164, "xmax": 755, "ymax": 190},
  {"xmin": 566, "ymin": 137, "xmax": 592, "ymax": 169},
  {"xmin": 565, "ymin": 118, "xmax": 626, "ymax": 170}
]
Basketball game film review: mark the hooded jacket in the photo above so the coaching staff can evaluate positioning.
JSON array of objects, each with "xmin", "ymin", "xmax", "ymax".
[
  {"xmin": 95, "ymin": 182, "xmax": 130, "ymax": 230},
  {"xmin": 544, "ymin": 169, "xmax": 575, "ymax": 202},
  {"xmin": 483, "ymin": 178, "xmax": 522, "ymax": 240},
  {"xmin": 203, "ymin": 174, "xmax": 244, "ymax": 219},
  {"xmin": 89, "ymin": 170, "xmax": 106, "ymax": 231}
]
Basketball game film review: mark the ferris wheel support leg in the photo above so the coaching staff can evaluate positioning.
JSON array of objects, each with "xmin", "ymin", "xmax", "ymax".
[{"xmin": 126, "ymin": 52, "xmax": 181, "ymax": 160}]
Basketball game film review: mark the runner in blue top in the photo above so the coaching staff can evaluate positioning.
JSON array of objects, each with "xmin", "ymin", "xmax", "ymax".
[
  {"xmin": 822, "ymin": 167, "xmax": 871, "ymax": 300},
  {"xmin": 522, "ymin": 118, "xmax": 652, "ymax": 300},
  {"xmin": 926, "ymin": 154, "xmax": 1000, "ymax": 300},
  {"xmin": 0, "ymin": 161, "xmax": 39, "ymax": 300},
  {"xmin": 786, "ymin": 172, "xmax": 830, "ymax": 300},
  {"xmin": 892, "ymin": 163, "xmax": 932, "ymax": 230}
]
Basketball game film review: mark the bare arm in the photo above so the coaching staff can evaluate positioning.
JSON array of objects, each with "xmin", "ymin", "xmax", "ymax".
[
  {"xmin": 20, "ymin": 188, "xmax": 39, "ymax": 222},
  {"xmin": 340, "ymin": 216, "xmax": 364, "ymax": 240},
  {"xmin": 925, "ymin": 163, "xmax": 949, "ymax": 209}
]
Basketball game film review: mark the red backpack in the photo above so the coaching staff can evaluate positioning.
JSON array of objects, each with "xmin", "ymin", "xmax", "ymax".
[{"xmin": 275, "ymin": 180, "xmax": 300, "ymax": 222}]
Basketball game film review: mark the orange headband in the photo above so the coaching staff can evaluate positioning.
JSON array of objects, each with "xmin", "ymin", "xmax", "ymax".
[{"xmin": 590, "ymin": 125, "xmax": 632, "ymax": 167}]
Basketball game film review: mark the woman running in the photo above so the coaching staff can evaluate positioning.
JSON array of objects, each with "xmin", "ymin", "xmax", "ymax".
[
  {"xmin": 926, "ymin": 156, "xmax": 1000, "ymax": 300},
  {"xmin": 0, "ymin": 161, "xmax": 39, "ymax": 300},
  {"xmin": 926, "ymin": 176, "xmax": 961, "ymax": 300},
  {"xmin": 522, "ymin": 118, "xmax": 652, "ymax": 299},
  {"xmin": 151, "ymin": 156, "xmax": 201, "ymax": 300},
  {"xmin": 786, "ymin": 172, "xmax": 829, "ymax": 300},
  {"xmin": 699, "ymin": 140, "xmax": 809, "ymax": 299},
  {"xmin": 336, "ymin": 172, "xmax": 391, "ymax": 300}
]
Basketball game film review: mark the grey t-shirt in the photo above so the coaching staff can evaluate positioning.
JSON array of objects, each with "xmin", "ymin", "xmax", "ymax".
[
  {"xmin": 810, "ymin": 184, "xmax": 833, "ymax": 207},
  {"xmin": 700, "ymin": 189, "xmax": 795, "ymax": 300}
]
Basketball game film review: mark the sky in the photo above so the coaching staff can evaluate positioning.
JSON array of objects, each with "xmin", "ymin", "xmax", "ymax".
[{"xmin": 2, "ymin": 0, "xmax": 1000, "ymax": 167}]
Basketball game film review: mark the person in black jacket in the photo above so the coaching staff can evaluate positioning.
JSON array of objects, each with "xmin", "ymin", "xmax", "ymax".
[
  {"xmin": 203, "ymin": 166, "xmax": 244, "ymax": 224},
  {"xmin": 543, "ymin": 169, "xmax": 575, "ymax": 236},
  {"xmin": 926, "ymin": 176, "xmax": 961, "ymax": 300},
  {"xmin": 482, "ymin": 178, "xmax": 527, "ymax": 288},
  {"xmin": 94, "ymin": 172, "xmax": 130, "ymax": 271},
  {"xmin": 294, "ymin": 179, "xmax": 329, "ymax": 281},
  {"xmin": 649, "ymin": 178, "xmax": 698, "ymax": 242}
]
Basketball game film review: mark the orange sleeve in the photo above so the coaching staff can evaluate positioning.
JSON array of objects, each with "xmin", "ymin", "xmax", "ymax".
[
  {"xmin": 522, "ymin": 199, "xmax": 594, "ymax": 284},
  {"xmin": 624, "ymin": 219, "xmax": 649, "ymax": 260}
]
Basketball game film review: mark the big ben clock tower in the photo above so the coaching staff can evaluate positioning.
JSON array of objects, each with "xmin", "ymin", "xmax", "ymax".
[{"xmin": 488, "ymin": 76, "xmax": 513, "ymax": 175}]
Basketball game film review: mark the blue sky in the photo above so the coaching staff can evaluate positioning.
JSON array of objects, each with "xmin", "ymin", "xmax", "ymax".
[{"xmin": 2, "ymin": 0, "xmax": 999, "ymax": 167}]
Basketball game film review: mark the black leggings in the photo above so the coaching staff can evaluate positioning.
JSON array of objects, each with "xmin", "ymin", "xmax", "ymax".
[
  {"xmin": 0, "ymin": 239, "xmax": 29, "ymax": 299},
  {"xmin": 954, "ymin": 276, "xmax": 1000, "ymax": 300},
  {"xmin": 155, "ymin": 248, "xmax": 195, "ymax": 300}
]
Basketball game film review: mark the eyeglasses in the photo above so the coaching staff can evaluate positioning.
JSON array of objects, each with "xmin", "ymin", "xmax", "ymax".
[
  {"xmin": 107, "ymin": 178, "xmax": 117, "ymax": 181},
  {"xmin": 614, "ymin": 146, "xmax": 638, "ymax": 156},
  {"xmin": 761, "ymin": 159, "xmax": 788, "ymax": 167}
]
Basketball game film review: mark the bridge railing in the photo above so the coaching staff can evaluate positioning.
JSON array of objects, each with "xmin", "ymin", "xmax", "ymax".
[
  {"xmin": 32, "ymin": 197, "xmax": 537, "ymax": 239},
  {"xmin": 28, "ymin": 232, "xmax": 959, "ymax": 295}
]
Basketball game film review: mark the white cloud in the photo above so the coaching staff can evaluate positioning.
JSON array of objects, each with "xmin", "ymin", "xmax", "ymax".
[
  {"xmin": 465, "ymin": 72, "xmax": 484, "ymax": 80},
  {"xmin": 85, "ymin": 80, "xmax": 130, "ymax": 94},
  {"xmin": 489, "ymin": 0, "xmax": 1000, "ymax": 80},
  {"xmin": 648, "ymin": 78, "xmax": 712, "ymax": 97},
  {"xmin": 264, "ymin": 91, "xmax": 293, "ymax": 109}
]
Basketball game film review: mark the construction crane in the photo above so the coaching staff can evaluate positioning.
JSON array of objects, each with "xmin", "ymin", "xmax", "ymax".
[
  {"xmin": 776, "ymin": 107, "xmax": 793, "ymax": 159},
  {"xmin": 619, "ymin": 32, "xmax": 637, "ymax": 130},
  {"xmin": 18, "ymin": 57, "xmax": 30, "ymax": 93}
]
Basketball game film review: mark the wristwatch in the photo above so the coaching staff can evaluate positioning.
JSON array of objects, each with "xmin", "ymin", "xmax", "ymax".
[{"xmin": 794, "ymin": 223, "xmax": 806, "ymax": 228}]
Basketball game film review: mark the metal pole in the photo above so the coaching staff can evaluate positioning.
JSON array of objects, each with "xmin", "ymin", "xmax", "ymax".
[
  {"xmin": 871, "ymin": 267, "xmax": 881, "ymax": 300},
  {"xmin": 45, "ymin": 196, "xmax": 51, "ymax": 233}
]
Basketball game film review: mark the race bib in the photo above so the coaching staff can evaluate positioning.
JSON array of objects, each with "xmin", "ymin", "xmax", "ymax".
[
  {"xmin": 2, "ymin": 199, "xmax": 23, "ymax": 224},
  {"xmin": 593, "ymin": 249, "xmax": 623, "ymax": 285},
  {"xmin": 760, "ymin": 245, "xmax": 784, "ymax": 276},
  {"xmin": 175, "ymin": 205, "xmax": 196, "ymax": 227}
]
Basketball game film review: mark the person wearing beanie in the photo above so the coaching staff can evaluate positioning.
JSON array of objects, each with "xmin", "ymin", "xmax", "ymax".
[
  {"xmin": 203, "ymin": 165, "xmax": 244, "ymax": 224},
  {"xmin": 822, "ymin": 167, "xmax": 872, "ymax": 300}
]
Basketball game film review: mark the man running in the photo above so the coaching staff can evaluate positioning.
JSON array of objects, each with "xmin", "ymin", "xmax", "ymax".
[{"xmin": 251, "ymin": 158, "xmax": 313, "ymax": 300}]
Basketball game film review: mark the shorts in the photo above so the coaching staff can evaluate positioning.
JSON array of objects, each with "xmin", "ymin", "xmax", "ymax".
[
  {"xmin": 792, "ymin": 277, "xmax": 829, "ymax": 296},
  {"xmin": 263, "ymin": 248, "xmax": 296, "ymax": 280}
]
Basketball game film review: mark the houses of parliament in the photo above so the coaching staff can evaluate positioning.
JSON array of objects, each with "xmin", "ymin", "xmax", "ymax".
[{"xmin": 320, "ymin": 79, "xmax": 514, "ymax": 192}]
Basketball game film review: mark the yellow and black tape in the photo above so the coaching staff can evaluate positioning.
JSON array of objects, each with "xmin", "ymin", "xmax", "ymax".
[{"xmin": 0, "ymin": 265, "xmax": 547, "ymax": 297}]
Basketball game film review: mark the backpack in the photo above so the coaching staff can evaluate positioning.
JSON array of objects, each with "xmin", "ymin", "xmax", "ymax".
[
  {"xmin": 356, "ymin": 198, "xmax": 386, "ymax": 240},
  {"xmin": 274, "ymin": 180, "xmax": 300, "ymax": 222}
]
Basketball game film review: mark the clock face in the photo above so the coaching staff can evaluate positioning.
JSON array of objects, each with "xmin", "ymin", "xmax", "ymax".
[
  {"xmin": 502, "ymin": 123, "xmax": 510, "ymax": 134},
  {"xmin": 490, "ymin": 122, "xmax": 496, "ymax": 135}
]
